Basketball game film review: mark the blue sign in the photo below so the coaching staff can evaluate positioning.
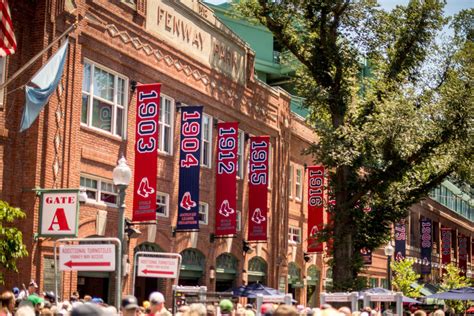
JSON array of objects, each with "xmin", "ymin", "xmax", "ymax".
[{"xmin": 176, "ymin": 106, "xmax": 203, "ymax": 231}]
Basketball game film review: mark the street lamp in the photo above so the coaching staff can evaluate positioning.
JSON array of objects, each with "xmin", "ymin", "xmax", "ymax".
[
  {"xmin": 384, "ymin": 242, "xmax": 395, "ymax": 291},
  {"xmin": 112, "ymin": 157, "xmax": 132, "ymax": 300}
]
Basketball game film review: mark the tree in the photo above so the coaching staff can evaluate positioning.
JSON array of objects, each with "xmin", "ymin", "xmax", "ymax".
[
  {"xmin": 391, "ymin": 258, "xmax": 421, "ymax": 298},
  {"xmin": 440, "ymin": 263, "xmax": 470, "ymax": 314},
  {"xmin": 0, "ymin": 200, "xmax": 28, "ymax": 284},
  {"xmin": 236, "ymin": 0, "xmax": 473, "ymax": 290}
]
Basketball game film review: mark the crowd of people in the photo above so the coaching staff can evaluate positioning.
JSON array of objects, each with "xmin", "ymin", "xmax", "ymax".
[{"xmin": 0, "ymin": 280, "xmax": 461, "ymax": 316}]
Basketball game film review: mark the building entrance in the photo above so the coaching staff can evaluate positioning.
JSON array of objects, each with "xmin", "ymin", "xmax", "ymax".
[
  {"xmin": 215, "ymin": 253, "xmax": 238, "ymax": 292},
  {"xmin": 77, "ymin": 273, "xmax": 109, "ymax": 302}
]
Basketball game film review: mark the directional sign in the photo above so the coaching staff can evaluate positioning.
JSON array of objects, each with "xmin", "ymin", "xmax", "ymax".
[
  {"xmin": 59, "ymin": 244, "xmax": 115, "ymax": 271},
  {"xmin": 137, "ymin": 256, "xmax": 179, "ymax": 278}
]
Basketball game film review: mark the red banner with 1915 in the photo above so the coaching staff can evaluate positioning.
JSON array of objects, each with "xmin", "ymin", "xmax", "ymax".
[
  {"xmin": 248, "ymin": 136, "xmax": 269, "ymax": 241},
  {"xmin": 132, "ymin": 84, "xmax": 161, "ymax": 222}
]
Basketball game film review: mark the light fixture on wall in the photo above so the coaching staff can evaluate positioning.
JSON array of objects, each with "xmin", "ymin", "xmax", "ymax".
[
  {"xmin": 78, "ymin": 187, "xmax": 88, "ymax": 203},
  {"xmin": 303, "ymin": 252, "xmax": 311, "ymax": 263},
  {"xmin": 243, "ymin": 240, "xmax": 253, "ymax": 254},
  {"xmin": 209, "ymin": 266, "xmax": 216, "ymax": 280}
]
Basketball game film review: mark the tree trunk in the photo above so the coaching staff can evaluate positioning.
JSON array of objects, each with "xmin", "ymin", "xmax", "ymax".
[{"xmin": 331, "ymin": 165, "xmax": 358, "ymax": 291}]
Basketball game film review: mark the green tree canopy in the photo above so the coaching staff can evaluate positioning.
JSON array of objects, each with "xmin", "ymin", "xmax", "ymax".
[
  {"xmin": 391, "ymin": 258, "xmax": 421, "ymax": 298},
  {"xmin": 235, "ymin": 0, "xmax": 473, "ymax": 290},
  {"xmin": 0, "ymin": 200, "xmax": 28, "ymax": 284}
]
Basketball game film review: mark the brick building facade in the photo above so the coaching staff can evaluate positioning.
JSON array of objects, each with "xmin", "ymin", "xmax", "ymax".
[
  {"xmin": 1, "ymin": 0, "xmax": 316, "ymax": 305},
  {"xmin": 0, "ymin": 0, "xmax": 472, "ymax": 308}
]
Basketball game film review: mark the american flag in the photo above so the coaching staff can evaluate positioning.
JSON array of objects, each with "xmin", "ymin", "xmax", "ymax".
[{"xmin": 0, "ymin": 0, "xmax": 16, "ymax": 56}]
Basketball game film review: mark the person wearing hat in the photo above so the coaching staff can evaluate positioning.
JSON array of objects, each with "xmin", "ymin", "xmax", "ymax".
[
  {"xmin": 121, "ymin": 295, "xmax": 140, "ymax": 316},
  {"xmin": 219, "ymin": 299, "xmax": 234, "ymax": 316},
  {"xmin": 148, "ymin": 292, "xmax": 171, "ymax": 316},
  {"xmin": 18, "ymin": 280, "xmax": 39, "ymax": 301},
  {"xmin": 27, "ymin": 294, "xmax": 44, "ymax": 316}
]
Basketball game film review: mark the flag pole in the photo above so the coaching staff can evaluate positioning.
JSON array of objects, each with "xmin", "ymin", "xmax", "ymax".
[{"xmin": 0, "ymin": 21, "xmax": 78, "ymax": 91}]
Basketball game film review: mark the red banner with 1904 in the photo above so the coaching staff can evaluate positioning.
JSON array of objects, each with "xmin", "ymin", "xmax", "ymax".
[
  {"xmin": 248, "ymin": 136, "xmax": 269, "ymax": 241},
  {"xmin": 215, "ymin": 122, "xmax": 239, "ymax": 236},
  {"xmin": 132, "ymin": 84, "xmax": 161, "ymax": 222},
  {"xmin": 307, "ymin": 166, "xmax": 324, "ymax": 253}
]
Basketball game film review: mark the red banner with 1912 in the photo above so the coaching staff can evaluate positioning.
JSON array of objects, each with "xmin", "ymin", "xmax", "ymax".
[
  {"xmin": 215, "ymin": 122, "xmax": 239, "ymax": 236},
  {"xmin": 307, "ymin": 166, "xmax": 324, "ymax": 253},
  {"xmin": 248, "ymin": 136, "xmax": 269, "ymax": 241},
  {"xmin": 132, "ymin": 84, "xmax": 161, "ymax": 222}
]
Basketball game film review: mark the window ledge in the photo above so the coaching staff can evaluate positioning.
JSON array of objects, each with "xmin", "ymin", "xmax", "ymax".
[
  {"xmin": 83, "ymin": 200, "xmax": 116, "ymax": 209},
  {"xmin": 80, "ymin": 124, "xmax": 124, "ymax": 142}
]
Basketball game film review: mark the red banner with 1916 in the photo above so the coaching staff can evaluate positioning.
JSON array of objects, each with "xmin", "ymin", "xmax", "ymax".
[
  {"xmin": 307, "ymin": 166, "xmax": 325, "ymax": 253},
  {"xmin": 132, "ymin": 83, "xmax": 161, "ymax": 222},
  {"xmin": 215, "ymin": 122, "xmax": 239, "ymax": 236},
  {"xmin": 248, "ymin": 136, "xmax": 269, "ymax": 241}
]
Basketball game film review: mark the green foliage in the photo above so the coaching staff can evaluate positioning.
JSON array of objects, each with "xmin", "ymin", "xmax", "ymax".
[
  {"xmin": 235, "ymin": 0, "xmax": 473, "ymax": 291},
  {"xmin": 440, "ymin": 263, "xmax": 471, "ymax": 314},
  {"xmin": 0, "ymin": 200, "xmax": 28, "ymax": 284},
  {"xmin": 391, "ymin": 258, "xmax": 421, "ymax": 298}
]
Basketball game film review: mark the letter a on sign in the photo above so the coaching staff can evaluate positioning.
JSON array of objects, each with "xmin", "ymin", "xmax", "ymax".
[{"xmin": 39, "ymin": 190, "xmax": 79, "ymax": 237}]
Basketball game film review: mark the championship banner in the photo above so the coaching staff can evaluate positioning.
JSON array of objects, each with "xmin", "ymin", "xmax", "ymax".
[
  {"xmin": 441, "ymin": 227, "xmax": 451, "ymax": 265},
  {"xmin": 248, "ymin": 136, "xmax": 269, "ymax": 241},
  {"xmin": 394, "ymin": 222, "xmax": 406, "ymax": 261},
  {"xmin": 458, "ymin": 234, "xmax": 468, "ymax": 274},
  {"xmin": 420, "ymin": 218, "xmax": 432, "ymax": 275},
  {"xmin": 361, "ymin": 248, "xmax": 372, "ymax": 265},
  {"xmin": 133, "ymin": 84, "xmax": 161, "ymax": 222},
  {"xmin": 215, "ymin": 122, "xmax": 239, "ymax": 236},
  {"xmin": 176, "ymin": 106, "xmax": 203, "ymax": 231},
  {"xmin": 307, "ymin": 166, "xmax": 324, "ymax": 253}
]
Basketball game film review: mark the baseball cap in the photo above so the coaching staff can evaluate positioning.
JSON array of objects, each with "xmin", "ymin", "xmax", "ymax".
[
  {"xmin": 219, "ymin": 299, "xmax": 233, "ymax": 312},
  {"xmin": 29, "ymin": 280, "xmax": 38, "ymax": 288},
  {"xmin": 122, "ymin": 295, "xmax": 139, "ymax": 310},
  {"xmin": 149, "ymin": 291, "xmax": 165, "ymax": 304},
  {"xmin": 12, "ymin": 287, "xmax": 20, "ymax": 296}
]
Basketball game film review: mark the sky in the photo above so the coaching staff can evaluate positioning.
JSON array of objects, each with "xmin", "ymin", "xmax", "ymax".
[{"xmin": 205, "ymin": 0, "xmax": 472, "ymax": 16}]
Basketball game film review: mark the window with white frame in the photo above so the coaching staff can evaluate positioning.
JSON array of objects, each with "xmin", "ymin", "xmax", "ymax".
[
  {"xmin": 289, "ymin": 164, "xmax": 294, "ymax": 198},
  {"xmin": 237, "ymin": 130, "xmax": 245, "ymax": 178},
  {"xmin": 0, "ymin": 57, "xmax": 6, "ymax": 107},
  {"xmin": 81, "ymin": 61, "xmax": 127, "ymax": 137},
  {"xmin": 201, "ymin": 114, "xmax": 212, "ymax": 167},
  {"xmin": 159, "ymin": 95, "xmax": 174, "ymax": 154},
  {"xmin": 289, "ymin": 226, "xmax": 301, "ymax": 243},
  {"xmin": 156, "ymin": 192, "xmax": 169, "ymax": 217},
  {"xmin": 295, "ymin": 168, "xmax": 303, "ymax": 201},
  {"xmin": 199, "ymin": 202, "xmax": 208, "ymax": 225},
  {"xmin": 236, "ymin": 210, "xmax": 241, "ymax": 231},
  {"xmin": 80, "ymin": 176, "xmax": 117, "ymax": 206}
]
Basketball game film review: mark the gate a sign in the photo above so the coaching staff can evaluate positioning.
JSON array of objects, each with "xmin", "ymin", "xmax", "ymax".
[{"xmin": 39, "ymin": 189, "xmax": 79, "ymax": 237}]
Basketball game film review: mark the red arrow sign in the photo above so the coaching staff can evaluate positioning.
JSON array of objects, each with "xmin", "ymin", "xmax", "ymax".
[
  {"xmin": 142, "ymin": 269, "xmax": 175, "ymax": 275},
  {"xmin": 64, "ymin": 260, "xmax": 111, "ymax": 268}
]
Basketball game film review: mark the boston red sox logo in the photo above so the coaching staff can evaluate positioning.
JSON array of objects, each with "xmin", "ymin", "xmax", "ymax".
[
  {"xmin": 137, "ymin": 177, "xmax": 154, "ymax": 198},
  {"xmin": 180, "ymin": 192, "xmax": 197, "ymax": 211},
  {"xmin": 218, "ymin": 200, "xmax": 235, "ymax": 217},
  {"xmin": 251, "ymin": 208, "xmax": 266, "ymax": 224}
]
